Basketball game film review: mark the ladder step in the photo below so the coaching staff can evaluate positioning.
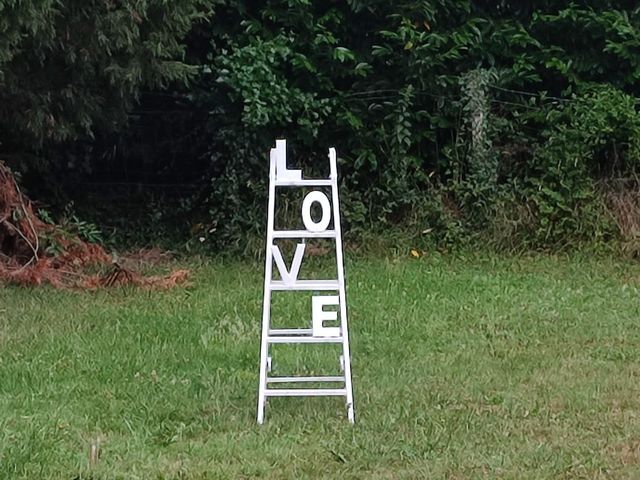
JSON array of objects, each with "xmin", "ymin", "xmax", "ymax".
[
  {"xmin": 267, "ymin": 376, "xmax": 345, "ymax": 383},
  {"xmin": 265, "ymin": 388, "xmax": 347, "ymax": 397},
  {"xmin": 274, "ymin": 179, "xmax": 332, "ymax": 187},
  {"xmin": 267, "ymin": 335, "xmax": 343, "ymax": 344},
  {"xmin": 269, "ymin": 328, "xmax": 313, "ymax": 335},
  {"xmin": 272, "ymin": 230, "xmax": 336, "ymax": 239},
  {"xmin": 270, "ymin": 279, "xmax": 339, "ymax": 291}
]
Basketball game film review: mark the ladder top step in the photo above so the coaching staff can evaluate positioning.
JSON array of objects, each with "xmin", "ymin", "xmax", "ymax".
[
  {"xmin": 272, "ymin": 230, "xmax": 336, "ymax": 239},
  {"xmin": 265, "ymin": 388, "xmax": 347, "ymax": 397},
  {"xmin": 270, "ymin": 279, "xmax": 339, "ymax": 291},
  {"xmin": 274, "ymin": 179, "xmax": 333, "ymax": 187}
]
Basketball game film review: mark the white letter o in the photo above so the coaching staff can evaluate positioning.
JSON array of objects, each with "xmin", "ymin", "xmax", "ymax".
[{"xmin": 302, "ymin": 191, "xmax": 331, "ymax": 232}]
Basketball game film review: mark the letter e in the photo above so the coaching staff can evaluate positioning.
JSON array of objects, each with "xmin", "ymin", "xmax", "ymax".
[{"xmin": 312, "ymin": 295, "xmax": 340, "ymax": 337}]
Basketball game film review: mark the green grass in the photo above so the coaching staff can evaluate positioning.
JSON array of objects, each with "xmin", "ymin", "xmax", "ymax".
[{"xmin": 1, "ymin": 253, "xmax": 640, "ymax": 479}]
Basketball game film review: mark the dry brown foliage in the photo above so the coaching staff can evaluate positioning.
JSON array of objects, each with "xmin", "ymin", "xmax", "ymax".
[
  {"xmin": 603, "ymin": 185, "xmax": 640, "ymax": 256},
  {"xmin": 605, "ymin": 189, "xmax": 640, "ymax": 239},
  {"xmin": 0, "ymin": 162, "xmax": 189, "ymax": 289}
]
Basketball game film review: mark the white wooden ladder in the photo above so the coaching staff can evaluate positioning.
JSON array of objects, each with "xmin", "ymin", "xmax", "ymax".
[{"xmin": 257, "ymin": 139, "xmax": 355, "ymax": 424}]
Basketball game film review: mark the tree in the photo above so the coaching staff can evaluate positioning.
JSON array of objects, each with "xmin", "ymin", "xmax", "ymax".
[{"xmin": 0, "ymin": 0, "xmax": 209, "ymax": 148}]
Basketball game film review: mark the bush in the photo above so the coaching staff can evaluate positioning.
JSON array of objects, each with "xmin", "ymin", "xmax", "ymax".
[{"xmin": 5, "ymin": 1, "xmax": 640, "ymax": 253}]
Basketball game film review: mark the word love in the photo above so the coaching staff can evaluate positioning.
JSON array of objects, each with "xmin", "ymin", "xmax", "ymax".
[{"xmin": 258, "ymin": 138, "xmax": 354, "ymax": 423}]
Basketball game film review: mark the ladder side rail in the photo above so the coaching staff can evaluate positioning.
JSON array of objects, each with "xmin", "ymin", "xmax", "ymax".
[
  {"xmin": 257, "ymin": 150, "xmax": 278, "ymax": 424},
  {"xmin": 329, "ymin": 148, "xmax": 355, "ymax": 423}
]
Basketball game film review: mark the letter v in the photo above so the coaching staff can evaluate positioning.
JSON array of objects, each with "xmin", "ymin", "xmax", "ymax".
[{"xmin": 271, "ymin": 243, "xmax": 305, "ymax": 286}]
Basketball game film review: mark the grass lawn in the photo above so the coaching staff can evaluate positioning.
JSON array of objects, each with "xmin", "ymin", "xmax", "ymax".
[{"xmin": 1, "ymin": 253, "xmax": 640, "ymax": 479}]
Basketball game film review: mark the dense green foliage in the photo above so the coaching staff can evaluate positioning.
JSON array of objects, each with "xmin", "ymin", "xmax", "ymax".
[
  {"xmin": 0, "ymin": 0, "xmax": 207, "ymax": 145},
  {"xmin": 2, "ymin": 1, "xmax": 640, "ymax": 251}
]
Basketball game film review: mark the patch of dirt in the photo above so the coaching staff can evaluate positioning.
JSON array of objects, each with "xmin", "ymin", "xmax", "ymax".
[{"xmin": 607, "ymin": 438, "xmax": 640, "ymax": 467}]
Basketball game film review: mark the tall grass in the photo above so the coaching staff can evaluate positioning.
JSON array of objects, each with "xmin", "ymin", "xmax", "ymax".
[{"xmin": 1, "ymin": 253, "xmax": 639, "ymax": 479}]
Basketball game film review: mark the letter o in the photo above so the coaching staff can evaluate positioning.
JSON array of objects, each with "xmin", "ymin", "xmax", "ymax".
[{"xmin": 302, "ymin": 191, "xmax": 331, "ymax": 232}]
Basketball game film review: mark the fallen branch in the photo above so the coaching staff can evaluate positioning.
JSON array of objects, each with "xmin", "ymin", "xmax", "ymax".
[{"xmin": 0, "ymin": 161, "xmax": 190, "ymax": 290}]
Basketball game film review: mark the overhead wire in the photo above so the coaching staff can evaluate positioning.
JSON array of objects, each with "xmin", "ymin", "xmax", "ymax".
[
  {"xmin": 341, "ymin": 80, "xmax": 569, "ymax": 112},
  {"xmin": 488, "ymin": 84, "xmax": 571, "ymax": 103}
]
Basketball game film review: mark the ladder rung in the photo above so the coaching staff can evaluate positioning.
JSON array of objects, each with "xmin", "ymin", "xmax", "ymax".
[
  {"xmin": 272, "ymin": 230, "xmax": 336, "ymax": 239},
  {"xmin": 267, "ymin": 335, "xmax": 343, "ymax": 344},
  {"xmin": 265, "ymin": 388, "xmax": 346, "ymax": 397},
  {"xmin": 267, "ymin": 376, "xmax": 345, "ymax": 383},
  {"xmin": 270, "ymin": 279, "xmax": 339, "ymax": 291},
  {"xmin": 275, "ymin": 179, "xmax": 332, "ymax": 187},
  {"xmin": 269, "ymin": 328, "xmax": 313, "ymax": 335}
]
